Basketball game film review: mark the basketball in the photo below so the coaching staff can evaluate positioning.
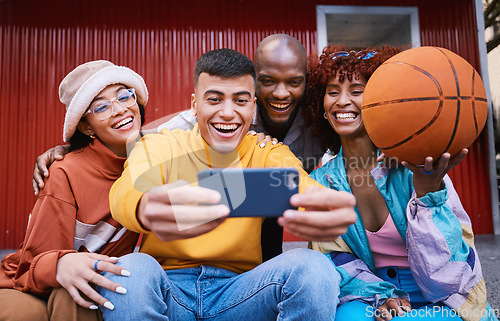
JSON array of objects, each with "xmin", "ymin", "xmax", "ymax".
[{"xmin": 361, "ymin": 46, "xmax": 488, "ymax": 165}]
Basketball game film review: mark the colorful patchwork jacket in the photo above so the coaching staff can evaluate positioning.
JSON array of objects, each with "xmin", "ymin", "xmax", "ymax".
[{"xmin": 310, "ymin": 148, "xmax": 493, "ymax": 321}]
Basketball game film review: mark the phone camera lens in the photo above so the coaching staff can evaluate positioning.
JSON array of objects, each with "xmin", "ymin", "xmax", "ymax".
[{"xmin": 287, "ymin": 173, "xmax": 299, "ymax": 190}]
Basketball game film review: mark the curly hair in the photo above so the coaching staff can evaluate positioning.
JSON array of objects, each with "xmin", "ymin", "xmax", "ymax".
[{"xmin": 303, "ymin": 45, "xmax": 402, "ymax": 154}]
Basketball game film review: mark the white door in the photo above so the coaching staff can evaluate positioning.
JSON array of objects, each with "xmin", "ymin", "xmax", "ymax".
[{"xmin": 316, "ymin": 5, "xmax": 421, "ymax": 55}]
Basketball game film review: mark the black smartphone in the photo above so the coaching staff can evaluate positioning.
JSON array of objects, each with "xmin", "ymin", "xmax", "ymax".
[{"xmin": 198, "ymin": 168, "xmax": 299, "ymax": 217}]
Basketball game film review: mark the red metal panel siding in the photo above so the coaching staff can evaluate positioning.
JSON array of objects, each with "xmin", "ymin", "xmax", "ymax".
[
  {"xmin": 0, "ymin": 0, "xmax": 493, "ymax": 248},
  {"xmin": 410, "ymin": 0, "xmax": 494, "ymax": 235}
]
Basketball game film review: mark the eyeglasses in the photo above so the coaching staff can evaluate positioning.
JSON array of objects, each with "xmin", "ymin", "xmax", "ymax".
[
  {"xmin": 330, "ymin": 50, "xmax": 377, "ymax": 61},
  {"xmin": 85, "ymin": 88, "xmax": 137, "ymax": 120}
]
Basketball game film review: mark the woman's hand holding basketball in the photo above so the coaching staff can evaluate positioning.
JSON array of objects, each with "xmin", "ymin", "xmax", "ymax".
[
  {"xmin": 376, "ymin": 152, "xmax": 401, "ymax": 169},
  {"xmin": 402, "ymin": 149, "xmax": 468, "ymax": 198}
]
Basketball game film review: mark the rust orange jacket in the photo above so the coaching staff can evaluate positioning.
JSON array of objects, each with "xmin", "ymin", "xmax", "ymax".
[{"xmin": 0, "ymin": 139, "xmax": 138, "ymax": 295}]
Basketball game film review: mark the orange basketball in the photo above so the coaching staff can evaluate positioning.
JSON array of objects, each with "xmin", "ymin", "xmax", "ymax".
[{"xmin": 361, "ymin": 46, "xmax": 488, "ymax": 165}]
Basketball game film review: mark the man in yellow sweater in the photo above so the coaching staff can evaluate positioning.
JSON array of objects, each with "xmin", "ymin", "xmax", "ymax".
[{"xmin": 98, "ymin": 49, "xmax": 356, "ymax": 320}]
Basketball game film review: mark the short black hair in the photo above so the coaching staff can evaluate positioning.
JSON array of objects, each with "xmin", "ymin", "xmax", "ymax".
[
  {"xmin": 194, "ymin": 48, "xmax": 256, "ymax": 86},
  {"xmin": 69, "ymin": 103, "xmax": 146, "ymax": 149}
]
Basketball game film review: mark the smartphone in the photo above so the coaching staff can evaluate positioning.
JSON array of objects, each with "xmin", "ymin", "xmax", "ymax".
[{"xmin": 197, "ymin": 168, "xmax": 299, "ymax": 217}]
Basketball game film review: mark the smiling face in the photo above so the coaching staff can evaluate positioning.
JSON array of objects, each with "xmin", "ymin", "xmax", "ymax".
[
  {"xmin": 323, "ymin": 73, "xmax": 368, "ymax": 140},
  {"xmin": 255, "ymin": 45, "xmax": 306, "ymax": 130},
  {"xmin": 77, "ymin": 84, "xmax": 141, "ymax": 156},
  {"xmin": 192, "ymin": 73, "xmax": 256, "ymax": 153}
]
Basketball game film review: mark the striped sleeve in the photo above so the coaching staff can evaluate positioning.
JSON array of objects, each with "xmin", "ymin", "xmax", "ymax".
[
  {"xmin": 406, "ymin": 175, "xmax": 487, "ymax": 321},
  {"xmin": 312, "ymin": 238, "xmax": 408, "ymax": 308}
]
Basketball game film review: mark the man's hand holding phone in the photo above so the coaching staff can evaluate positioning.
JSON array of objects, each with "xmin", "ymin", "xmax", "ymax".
[
  {"xmin": 278, "ymin": 186, "xmax": 356, "ymax": 242},
  {"xmin": 137, "ymin": 181, "xmax": 230, "ymax": 242},
  {"xmin": 138, "ymin": 169, "xmax": 356, "ymax": 243},
  {"xmin": 198, "ymin": 168, "xmax": 356, "ymax": 242}
]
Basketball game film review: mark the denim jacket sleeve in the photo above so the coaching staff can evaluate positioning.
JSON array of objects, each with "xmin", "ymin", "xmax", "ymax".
[{"xmin": 406, "ymin": 175, "xmax": 483, "ymax": 304}]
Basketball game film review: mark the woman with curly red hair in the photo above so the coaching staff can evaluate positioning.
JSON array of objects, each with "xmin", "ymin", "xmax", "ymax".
[{"xmin": 304, "ymin": 45, "xmax": 497, "ymax": 321}]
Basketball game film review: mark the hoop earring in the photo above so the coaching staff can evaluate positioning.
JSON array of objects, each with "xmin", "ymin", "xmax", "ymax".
[
  {"xmin": 89, "ymin": 133, "xmax": 96, "ymax": 139},
  {"xmin": 323, "ymin": 112, "xmax": 328, "ymax": 119}
]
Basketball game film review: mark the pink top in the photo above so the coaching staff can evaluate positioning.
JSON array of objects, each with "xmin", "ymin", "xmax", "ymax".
[{"xmin": 366, "ymin": 214, "xmax": 409, "ymax": 268}]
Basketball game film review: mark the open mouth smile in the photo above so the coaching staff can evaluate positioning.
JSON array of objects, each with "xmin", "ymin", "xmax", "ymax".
[
  {"xmin": 334, "ymin": 112, "xmax": 358, "ymax": 120},
  {"xmin": 268, "ymin": 102, "xmax": 292, "ymax": 110},
  {"xmin": 212, "ymin": 123, "xmax": 240, "ymax": 134},
  {"xmin": 112, "ymin": 116, "xmax": 134, "ymax": 129}
]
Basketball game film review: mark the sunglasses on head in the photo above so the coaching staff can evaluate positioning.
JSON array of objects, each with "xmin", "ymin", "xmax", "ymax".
[{"xmin": 330, "ymin": 50, "xmax": 377, "ymax": 61}]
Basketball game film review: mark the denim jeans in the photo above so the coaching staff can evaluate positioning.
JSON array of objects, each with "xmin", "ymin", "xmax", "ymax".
[
  {"xmin": 335, "ymin": 267, "xmax": 498, "ymax": 321},
  {"xmin": 97, "ymin": 248, "xmax": 340, "ymax": 321}
]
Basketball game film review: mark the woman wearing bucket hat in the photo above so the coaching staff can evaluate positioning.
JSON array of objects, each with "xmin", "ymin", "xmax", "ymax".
[{"xmin": 0, "ymin": 60, "xmax": 149, "ymax": 321}]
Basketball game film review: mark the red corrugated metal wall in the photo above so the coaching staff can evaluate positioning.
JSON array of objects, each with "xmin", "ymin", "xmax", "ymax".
[{"xmin": 0, "ymin": 0, "xmax": 493, "ymax": 248}]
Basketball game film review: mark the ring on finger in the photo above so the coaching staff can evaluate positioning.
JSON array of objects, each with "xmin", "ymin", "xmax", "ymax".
[
  {"xmin": 423, "ymin": 168, "xmax": 433, "ymax": 175},
  {"xmin": 94, "ymin": 259, "xmax": 101, "ymax": 272}
]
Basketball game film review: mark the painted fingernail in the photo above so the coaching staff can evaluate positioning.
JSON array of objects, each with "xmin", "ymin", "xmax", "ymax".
[
  {"xmin": 259, "ymin": 142, "xmax": 265, "ymax": 148},
  {"xmin": 110, "ymin": 257, "xmax": 119, "ymax": 261},
  {"xmin": 89, "ymin": 305, "xmax": 98, "ymax": 310},
  {"xmin": 272, "ymin": 141, "xmax": 277, "ymax": 145},
  {"xmin": 121, "ymin": 269, "xmax": 131, "ymax": 276},
  {"xmin": 116, "ymin": 286, "xmax": 127, "ymax": 294},
  {"xmin": 104, "ymin": 301, "xmax": 115, "ymax": 310}
]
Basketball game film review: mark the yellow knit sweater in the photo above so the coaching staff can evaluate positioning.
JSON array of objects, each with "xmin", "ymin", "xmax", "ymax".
[{"xmin": 110, "ymin": 124, "xmax": 320, "ymax": 274}]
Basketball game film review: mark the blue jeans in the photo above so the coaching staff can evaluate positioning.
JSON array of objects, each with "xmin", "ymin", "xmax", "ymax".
[
  {"xmin": 97, "ymin": 248, "xmax": 341, "ymax": 320},
  {"xmin": 335, "ymin": 267, "xmax": 498, "ymax": 321}
]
